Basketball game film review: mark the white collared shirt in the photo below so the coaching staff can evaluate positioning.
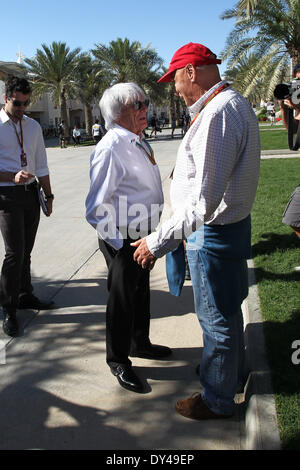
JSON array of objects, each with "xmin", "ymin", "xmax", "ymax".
[
  {"xmin": 146, "ymin": 81, "xmax": 261, "ymax": 258},
  {"xmin": 0, "ymin": 108, "xmax": 49, "ymax": 186},
  {"xmin": 85, "ymin": 124, "xmax": 164, "ymax": 250}
]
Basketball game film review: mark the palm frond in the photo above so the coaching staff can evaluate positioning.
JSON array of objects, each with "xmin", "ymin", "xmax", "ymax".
[{"xmin": 221, "ymin": 0, "xmax": 300, "ymax": 102}]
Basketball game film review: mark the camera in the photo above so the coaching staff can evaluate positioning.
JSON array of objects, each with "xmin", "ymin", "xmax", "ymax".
[{"xmin": 274, "ymin": 78, "xmax": 300, "ymax": 104}]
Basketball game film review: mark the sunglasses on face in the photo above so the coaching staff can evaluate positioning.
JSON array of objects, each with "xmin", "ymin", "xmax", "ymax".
[
  {"xmin": 9, "ymin": 98, "xmax": 30, "ymax": 107},
  {"xmin": 132, "ymin": 99, "xmax": 150, "ymax": 110}
]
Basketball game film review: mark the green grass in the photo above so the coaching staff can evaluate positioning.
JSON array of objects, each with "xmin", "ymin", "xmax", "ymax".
[
  {"xmin": 251, "ymin": 158, "xmax": 300, "ymax": 449},
  {"xmin": 259, "ymin": 128, "xmax": 289, "ymax": 150}
]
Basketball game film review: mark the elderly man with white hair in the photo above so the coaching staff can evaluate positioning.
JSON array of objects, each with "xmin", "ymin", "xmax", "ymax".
[{"xmin": 86, "ymin": 82, "xmax": 171, "ymax": 393}]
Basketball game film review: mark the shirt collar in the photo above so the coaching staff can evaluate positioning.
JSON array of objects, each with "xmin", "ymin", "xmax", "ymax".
[
  {"xmin": 0, "ymin": 107, "xmax": 27, "ymax": 125},
  {"xmin": 0, "ymin": 108, "xmax": 10, "ymax": 124},
  {"xmin": 112, "ymin": 123, "xmax": 141, "ymax": 143},
  {"xmin": 188, "ymin": 80, "xmax": 228, "ymax": 119}
]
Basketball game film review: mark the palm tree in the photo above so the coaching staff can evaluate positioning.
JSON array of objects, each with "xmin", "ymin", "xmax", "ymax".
[
  {"xmin": 25, "ymin": 42, "xmax": 82, "ymax": 137},
  {"xmin": 224, "ymin": 52, "xmax": 291, "ymax": 105},
  {"xmin": 223, "ymin": 53, "xmax": 264, "ymax": 105},
  {"xmin": 236, "ymin": 0, "xmax": 262, "ymax": 16},
  {"xmin": 166, "ymin": 83, "xmax": 186, "ymax": 125},
  {"xmin": 92, "ymin": 38, "xmax": 165, "ymax": 104},
  {"xmin": 221, "ymin": 0, "xmax": 300, "ymax": 99},
  {"xmin": 75, "ymin": 55, "xmax": 110, "ymax": 135}
]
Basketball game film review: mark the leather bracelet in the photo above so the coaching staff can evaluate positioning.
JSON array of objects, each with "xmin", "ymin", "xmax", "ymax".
[{"xmin": 45, "ymin": 194, "xmax": 54, "ymax": 200}]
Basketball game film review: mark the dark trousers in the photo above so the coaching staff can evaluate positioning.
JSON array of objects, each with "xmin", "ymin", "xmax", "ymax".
[
  {"xmin": 98, "ymin": 237, "xmax": 151, "ymax": 368},
  {"xmin": 0, "ymin": 184, "xmax": 40, "ymax": 312}
]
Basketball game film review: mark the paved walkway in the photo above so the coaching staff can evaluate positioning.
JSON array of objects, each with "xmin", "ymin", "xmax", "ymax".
[{"xmin": 0, "ymin": 129, "xmax": 283, "ymax": 450}]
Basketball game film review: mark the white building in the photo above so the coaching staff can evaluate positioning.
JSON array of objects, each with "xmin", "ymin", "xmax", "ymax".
[{"xmin": 0, "ymin": 61, "xmax": 101, "ymax": 133}]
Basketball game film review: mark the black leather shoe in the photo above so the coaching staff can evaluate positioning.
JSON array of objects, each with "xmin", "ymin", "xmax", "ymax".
[
  {"xmin": 2, "ymin": 311, "xmax": 18, "ymax": 337},
  {"xmin": 131, "ymin": 343, "xmax": 172, "ymax": 360},
  {"xmin": 110, "ymin": 365, "xmax": 144, "ymax": 393},
  {"xmin": 18, "ymin": 294, "xmax": 54, "ymax": 310}
]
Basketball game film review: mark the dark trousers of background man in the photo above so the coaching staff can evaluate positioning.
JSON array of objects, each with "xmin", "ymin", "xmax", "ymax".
[
  {"xmin": 0, "ymin": 184, "xmax": 40, "ymax": 312},
  {"xmin": 98, "ymin": 236, "xmax": 151, "ymax": 369}
]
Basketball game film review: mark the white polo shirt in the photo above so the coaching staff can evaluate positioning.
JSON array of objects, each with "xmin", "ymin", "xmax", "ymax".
[
  {"xmin": 86, "ymin": 124, "xmax": 164, "ymax": 250},
  {"xmin": 0, "ymin": 108, "xmax": 49, "ymax": 186}
]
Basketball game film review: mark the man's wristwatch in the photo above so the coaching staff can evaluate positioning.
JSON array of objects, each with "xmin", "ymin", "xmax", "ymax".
[{"xmin": 45, "ymin": 194, "xmax": 54, "ymax": 200}]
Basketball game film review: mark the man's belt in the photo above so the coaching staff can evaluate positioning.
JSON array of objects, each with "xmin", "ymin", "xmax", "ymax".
[{"xmin": 0, "ymin": 180, "xmax": 37, "ymax": 192}]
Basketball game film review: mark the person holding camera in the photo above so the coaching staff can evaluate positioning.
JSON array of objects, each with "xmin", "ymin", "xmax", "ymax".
[
  {"xmin": 278, "ymin": 64, "xmax": 300, "ymax": 272},
  {"xmin": 278, "ymin": 63, "xmax": 300, "ymax": 131}
]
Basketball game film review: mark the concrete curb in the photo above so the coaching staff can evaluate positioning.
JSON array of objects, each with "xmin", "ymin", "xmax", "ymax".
[{"xmin": 243, "ymin": 259, "xmax": 281, "ymax": 450}]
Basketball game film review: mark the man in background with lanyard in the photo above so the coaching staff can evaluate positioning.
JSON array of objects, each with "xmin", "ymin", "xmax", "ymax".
[
  {"xmin": 132, "ymin": 43, "xmax": 261, "ymax": 419},
  {"xmin": 0, "ymin": 75, "xmax": 54, "ymax": 337}
]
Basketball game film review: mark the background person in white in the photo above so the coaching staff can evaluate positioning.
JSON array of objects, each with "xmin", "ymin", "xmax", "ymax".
[
  {"xmin": 72, "ymin": 125, "xmax": 81, "ymax": 145},
  {"xmin": 86, "ymin": 83, "xmax": 171, "ymax": 393},
  {"xmin": 132, "ymin": 43, "xmax": 261, "ymax": 419},
  {"xmin": 0, "ymin": 75, "xmax": 54, "ymax": 337},
  {"xmin": 92, "ymin": 119, "xmax": 103, "ymax": 144}
]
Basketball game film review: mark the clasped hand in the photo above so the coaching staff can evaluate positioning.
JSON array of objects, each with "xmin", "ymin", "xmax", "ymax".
[{"xmin": 131, "ymin": 238, "xmax": 156, "ymax": 270}]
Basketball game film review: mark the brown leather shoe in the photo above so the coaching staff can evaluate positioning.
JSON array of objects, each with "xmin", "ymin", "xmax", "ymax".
[{"xmin": 175, "ymin": 393, "xmax": 233, "ymax": 420}]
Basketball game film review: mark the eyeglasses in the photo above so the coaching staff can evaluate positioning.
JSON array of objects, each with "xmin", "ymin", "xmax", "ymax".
[
  {"xmin": 9, "ymin": 98, "xmax": 30, "ymax": 107},
  {"xmin": 132, "ymin": 99, "xmax": 150, "ymax": 110}
]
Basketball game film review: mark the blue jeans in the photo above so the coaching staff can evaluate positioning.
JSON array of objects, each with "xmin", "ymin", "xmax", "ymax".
[{"xmin": 186, "ymin": 248, "xmax": 246, "ymax": 415}]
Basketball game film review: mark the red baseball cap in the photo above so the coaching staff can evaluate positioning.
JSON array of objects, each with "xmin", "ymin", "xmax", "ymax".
[{"xmin": 158, "ymin": 42, "xmax": 221, "ymax": 83}]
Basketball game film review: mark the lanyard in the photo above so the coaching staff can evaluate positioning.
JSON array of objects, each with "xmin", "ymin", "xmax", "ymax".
[
  {"xmin": 169, "ymin": 82, "xmax": 230, "ymax": 179},
  {"xmin": 11, "ymin": 119, "xmax": 27, "ymax": 167},
  {"xmin": 189, "ymin": 82, "xmax": 230, "ymax": 128},
  {"xmin": 136, "ymin": 139, "xmax": 156, "ymax": 165}
]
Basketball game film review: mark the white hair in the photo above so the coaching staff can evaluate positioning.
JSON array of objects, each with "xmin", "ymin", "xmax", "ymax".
[{"xmin": 100, "ymin": 82, "xmax": 147, "ymax": 130}]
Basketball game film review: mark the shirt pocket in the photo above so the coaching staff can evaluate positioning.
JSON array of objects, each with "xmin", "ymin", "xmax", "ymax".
[{"xmin": 186, "ymin": 151, "xmax": 196, "ymax": 179}]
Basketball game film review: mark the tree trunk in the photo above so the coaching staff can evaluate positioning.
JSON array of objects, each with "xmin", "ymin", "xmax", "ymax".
[
  {"xmin": 84, "ymin": 103, "xmax": 93, "ymax": 136},
  {"xmin": 175, "ymin": 96, "xmax": 181, "ymax": 125},
  {"xmin": 168, "ymin": 82, "xmax": 175, "ymax": 125},
  {"xmin": 60, "ymin": 89, "xmax": 69, "ymax": 141}
]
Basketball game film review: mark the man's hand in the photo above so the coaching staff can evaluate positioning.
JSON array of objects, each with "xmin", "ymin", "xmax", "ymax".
[
  {"xmin": 281, "ymin": 98, "xmax": 300, "ymax": 114},
  {"xmin": 45, "ymin": 199, "xmax": 53, "ymax": 217},
  {"xmin": 14, "ymin": 170, "xmax": 34, "ymax": 184},
  {"xmin": 131, "ymin": 238, "xmax": 157, "ymax": 270}
]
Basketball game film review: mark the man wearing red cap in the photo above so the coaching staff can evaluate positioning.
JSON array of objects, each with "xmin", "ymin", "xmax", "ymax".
[{"xmin": 132, "ymin": 42, "xmax": 260, "ymax": 420}]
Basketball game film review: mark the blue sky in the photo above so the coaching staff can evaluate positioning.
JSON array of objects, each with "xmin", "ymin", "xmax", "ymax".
[{"xmin": 1, "ymin": 0, "xmax": 237, "ymax": 75}]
